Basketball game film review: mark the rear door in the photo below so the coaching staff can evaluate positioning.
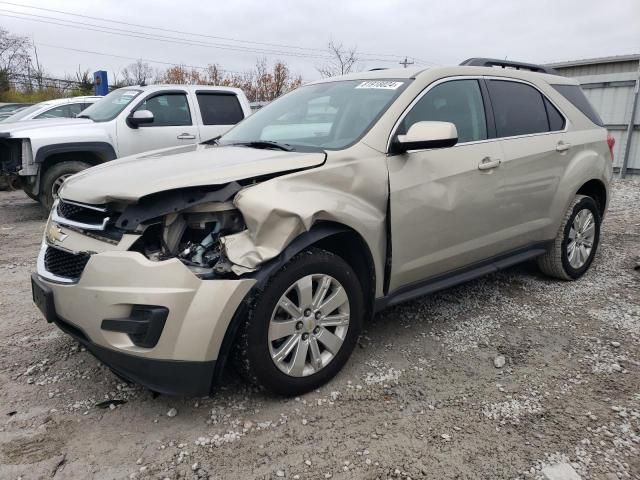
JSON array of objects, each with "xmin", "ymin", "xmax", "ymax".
[
  {"xmin": 116, "ymin": 90, "xmax": 200, "ymax": 157},
  {"xmin": 485, "ymin": 78, "xmax": 569, "ymax": 245},
  {"xmin": 194, "ymin": 92, "xmax": 246, "ymax": 141},
  {"xmin": 387, "ymin": 78, "xmax": 505, "ymax": 291}
]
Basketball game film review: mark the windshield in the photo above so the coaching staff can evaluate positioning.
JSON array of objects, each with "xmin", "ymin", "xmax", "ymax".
[
  {"xmin": 220, "ymin": 79, "xmax": 408, "ymax": 150},
  {"xmin": 78, "ymin": 89, "xmax": 142, "ymax": 122},
  {"xmin": 1, "ymin": 103, "xmax": 47, "ymax": 123}
]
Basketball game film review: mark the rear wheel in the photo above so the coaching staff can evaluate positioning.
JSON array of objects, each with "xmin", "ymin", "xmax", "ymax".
[
  {"xmin": 234, "ymin": 248, "xmax": 364, "ymax": 395},
  {"xmin": 537, "ymin": 195, "xmax": 601, "ymax": 280},
  {"xmin": 39, "ymin": 161, "xmax": 91, "ymax": 210}
]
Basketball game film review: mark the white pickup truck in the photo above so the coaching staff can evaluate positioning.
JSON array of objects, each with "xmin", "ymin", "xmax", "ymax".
[{"xmin": 0, "ymin": 85, "xmax": 251, "ymax": 207}]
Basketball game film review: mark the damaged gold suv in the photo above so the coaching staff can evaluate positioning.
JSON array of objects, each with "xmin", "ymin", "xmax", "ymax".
[{"xmin": 32, "ymin": 58, "xmax": 613, "ymax": 396}]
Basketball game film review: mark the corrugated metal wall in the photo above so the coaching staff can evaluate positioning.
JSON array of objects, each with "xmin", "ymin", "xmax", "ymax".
[{"xmin": 553, "ymin": 57, "xmax": 640, "ymax": 173}]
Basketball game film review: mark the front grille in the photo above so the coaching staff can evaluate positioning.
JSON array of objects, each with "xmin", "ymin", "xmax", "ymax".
[
  {"xmin": 44, "ymin": 247, "xmax": 90, "ymax": 280},
  {"xmin": 57, "ymin": 200, "xmax": 110, "ymax": 225}
]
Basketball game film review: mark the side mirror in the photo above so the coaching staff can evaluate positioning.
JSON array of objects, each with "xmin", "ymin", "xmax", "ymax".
[
  {"xmin": 391, "ymin": 121, "xmax": 458, "ymax": 154},
  {"xmin": 127, "ymin": 109, "xmax": 154, "ymax": 128}
]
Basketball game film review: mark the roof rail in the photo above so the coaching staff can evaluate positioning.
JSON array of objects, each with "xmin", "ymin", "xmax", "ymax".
[
  {"xmin": 368, "ymin": 67, "xmax": 389, "ymax": 71},
  {"xmin": 459, "ymin": 58, "xmax": 559, "ymax": 75}
]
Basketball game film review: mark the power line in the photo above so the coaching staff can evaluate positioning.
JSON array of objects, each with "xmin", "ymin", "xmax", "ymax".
[
  {"xmin": 0, "ymin": 2, "xmax": 437, "ymax": 64},
  {"xmin": 0, "ymin": 10, "xmax": 336, "ymax": 60},
  {"xmin": 36, "ymin": 42, "xmax": 245, "ymax": 76}
]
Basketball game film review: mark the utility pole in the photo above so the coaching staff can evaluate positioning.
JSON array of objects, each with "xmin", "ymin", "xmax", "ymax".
[{"xmin": 399, "ymin": 57, "xmax": 414, "ymax": 68}]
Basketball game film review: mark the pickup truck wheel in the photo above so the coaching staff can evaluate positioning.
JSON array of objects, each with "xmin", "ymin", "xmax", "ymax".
[
  {"xmin": 537, "ymin": 195, "xmax": 601, "ymax": 280},
  {"xmin": 40, "ymin": 161, "xmax": 91, "ymax": 210},
  {"xmin": 234, "ymin": 248, "xmax": 364, "ymax": 396}
]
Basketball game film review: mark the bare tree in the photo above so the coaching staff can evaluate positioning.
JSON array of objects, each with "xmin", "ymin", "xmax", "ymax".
[
  {"xmin": 0, "ymin": 28, "xmax": 32, "ymax": 91},
  {"xmin": 316, "ymin": 40, "xmax": 359, "ymax": 78},
  {"xmin": 122, "ymin": 59, "xmax": 154, "ymax": 86}
]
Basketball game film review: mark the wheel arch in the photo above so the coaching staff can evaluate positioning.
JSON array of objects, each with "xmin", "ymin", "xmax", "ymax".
[
  {"xmin": 34, "ymin": 142, "xmax": 117, "ymax": 196},
  {"xmin": 576, "ymin": 178, "xmax": 607, "ymax": 217},
  {"xmin": 211, "ymin": 221, "xmax": 377, "ymax": 388}
]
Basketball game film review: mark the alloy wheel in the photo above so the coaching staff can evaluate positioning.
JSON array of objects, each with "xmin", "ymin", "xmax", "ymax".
[
  {"xmin": 268, "ymin": 274, "xmax": 350, "ymax": 377},
  {"xmin": 567, "ymin": 208, "xmax": 595, "ymax": 269}
]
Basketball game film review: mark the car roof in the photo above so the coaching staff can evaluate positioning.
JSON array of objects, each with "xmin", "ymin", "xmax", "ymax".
[
  {"xmin": 35, "ymin": 96, "xmax": 102, "ymax": 107},
  {"xmin": 309, "ymin": 65, "xmax": 578, "ymax": 86},
  {"xmin": 125, "ymin": 84, "xmax": 244, "ymax": 94}
]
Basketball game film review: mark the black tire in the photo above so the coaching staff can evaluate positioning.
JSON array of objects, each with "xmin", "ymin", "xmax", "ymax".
[
  {"xmin": 537, "ymin": 194, "xmax": 601, "ymax": 280},
  {"xmin": 234, "ymin": 248, "xmax": 364, "ymax": 396},
  {"xmin": 39, "ymin": 161, "xmax": 91, "ymax": 210}
]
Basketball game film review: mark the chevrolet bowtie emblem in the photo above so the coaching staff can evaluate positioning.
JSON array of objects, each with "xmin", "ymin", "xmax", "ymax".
[{"xmin": 46, "ymin": 224, "xmax": 68, "ymax": 244}]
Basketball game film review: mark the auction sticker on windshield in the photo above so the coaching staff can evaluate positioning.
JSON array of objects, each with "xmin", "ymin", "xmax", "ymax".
[{"xmin": 355, "ymin": 81, "xmax": 404, "ymax": 90}]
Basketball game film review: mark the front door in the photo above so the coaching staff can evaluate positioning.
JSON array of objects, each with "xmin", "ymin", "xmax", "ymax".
[
  {"xmin": 116, "ymin": 91, "xmax": 200, "ymax": 157},
  {"xmin": 387, "ymin": 78, "xmax": 505, "ymax": 292}
]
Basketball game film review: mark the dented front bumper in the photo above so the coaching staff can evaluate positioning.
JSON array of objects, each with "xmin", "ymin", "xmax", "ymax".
[{"xmin": 33, "ymin": 244, "xmax": 255, "ymax": 395}]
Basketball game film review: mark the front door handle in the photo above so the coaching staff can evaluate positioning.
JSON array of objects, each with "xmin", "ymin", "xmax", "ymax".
[
  {"xmin": 556, "ymin": 141, "xmax": 572, "ymax": 152},
  {"xmin": 177, "ymin": 133, "xmax": 196, "ymax": 140},
  {"xmin": 478, "ymin": 157, "xmax": 501, "ymax": 171}
]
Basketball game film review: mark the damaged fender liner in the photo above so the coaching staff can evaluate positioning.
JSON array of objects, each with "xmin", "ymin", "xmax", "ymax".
[{"xmin": 116, "ymin": 182, "xmax": 243, "ymax": 231}]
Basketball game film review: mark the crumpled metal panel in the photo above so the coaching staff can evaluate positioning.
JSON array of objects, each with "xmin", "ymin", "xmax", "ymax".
[{"xmin": 221, "ymin": 144, "xmax": 389, "ymax": 296}]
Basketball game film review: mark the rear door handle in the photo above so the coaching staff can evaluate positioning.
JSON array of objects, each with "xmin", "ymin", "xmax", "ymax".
[
  {"xmin": 556, "ymin": 141, "xmax": 571, "ymax": 152},
  {"xmin": 478, "ymin": 157, "xmax": 501, "ymax": 170},
  {"xmin": 177, "ymin": 133, "xmax": 196, "ymax": 140}
]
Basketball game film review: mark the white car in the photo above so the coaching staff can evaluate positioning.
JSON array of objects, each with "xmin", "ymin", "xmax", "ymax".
[
  {"xmin": 0, "ymin": 85, "xmax": 251, "ymax": 208},
  {"xmin": 0, "ymin": 96, "xmax": 101, "ymax": 123}
]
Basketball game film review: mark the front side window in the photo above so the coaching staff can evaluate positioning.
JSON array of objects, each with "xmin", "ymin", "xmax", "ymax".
[
  {"xmin": 135, "ymin": 93, "xmax": 192, "ymax": 127},
  {"xmin": 487, "ymin": 80, "xmax": 549, "ymax": 137},
  {"xmin": 197, "ymin": 93, "xmax": 244, "ymax": 125},
  {"xmin": 79, "ymin": 89, "xmax": 142, "ymax": 122},
  {"xmin": 220, "ymin": 79, "xmax": 408, "ymax": 150},
  {"xmin": 400, "ymin": 79, "xmax": 487, "ymax": 143}
]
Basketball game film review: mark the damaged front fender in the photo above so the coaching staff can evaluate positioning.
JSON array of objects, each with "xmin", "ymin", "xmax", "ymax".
[{"xmin": 220, "ymin": 149, "xmax": 389, "ymax": 296}]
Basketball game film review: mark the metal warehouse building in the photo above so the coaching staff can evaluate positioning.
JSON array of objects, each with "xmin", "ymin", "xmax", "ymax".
[{"xmin": 548, "ymin": 54, "xmax": 640, "ymax": 177}]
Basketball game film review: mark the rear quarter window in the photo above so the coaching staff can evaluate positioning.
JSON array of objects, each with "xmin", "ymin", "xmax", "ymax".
[
  {"xmin": 551, "ymin": 84, "xmax": 604, "ymax": 127},
  {"xmin": 197, "ymin": 93, "xmax": 244, "ymax": 125}
]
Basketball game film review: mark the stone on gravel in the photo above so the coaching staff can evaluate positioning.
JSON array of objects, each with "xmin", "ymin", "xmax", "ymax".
[
  {"xmin": 541, "ymin": 463, "xmax": 581, "ymax": 480},
  {"xmin": 276, "ymin": 470, "xmax": 285, "ymax": 477},
  {"xmin": 166, "ymin": 407, "xmax": 178, "ymax": 417},
  {"xmin": 494, "ymin": 355, "xmax": 506, "ymax": 368}
]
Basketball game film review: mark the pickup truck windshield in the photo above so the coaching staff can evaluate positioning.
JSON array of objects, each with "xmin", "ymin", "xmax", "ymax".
[
  {"xmin": 220, "ymin": 80, "xmax": 408, "ymax": 150},
  {"xmin": 78, "ymin": 89, "xmax": 142, "ymax": 122}
]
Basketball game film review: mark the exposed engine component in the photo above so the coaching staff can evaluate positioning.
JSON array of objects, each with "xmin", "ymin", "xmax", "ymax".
[{"xmin": 132, "ymin": 202, "xmax": 245, "ymax": 276}]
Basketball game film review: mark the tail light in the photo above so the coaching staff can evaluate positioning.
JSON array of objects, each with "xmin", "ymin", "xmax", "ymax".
[{"xmin": 607, "ymin": 133, "xmax": 615, "ymax": 162}]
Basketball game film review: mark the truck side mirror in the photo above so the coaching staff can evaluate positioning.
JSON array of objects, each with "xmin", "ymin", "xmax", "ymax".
[{"xmin": 127, "ymin": 109, "xmax": 154, "ymax": 128}]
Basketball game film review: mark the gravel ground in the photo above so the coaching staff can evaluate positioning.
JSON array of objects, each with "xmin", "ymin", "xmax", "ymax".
[{"xmin": 0, "ymin": 181, "xmax": 638, "ymax": 480}]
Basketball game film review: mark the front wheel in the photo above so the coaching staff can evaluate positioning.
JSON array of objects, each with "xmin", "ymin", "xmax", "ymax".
[
  {"xmin": 537, "ymin": 195, "xmax": 601, "ymax": 280},
  {"xmin": 234, "ymin": 248, "xmax": 364, "ymax": 396},
  {"xmin": 39, "ymin": 161, "xmax": 91, "ymax": 210}
]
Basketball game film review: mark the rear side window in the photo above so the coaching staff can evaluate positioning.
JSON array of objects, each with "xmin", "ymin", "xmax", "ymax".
[
  {"xmin": 197, "ymin": 93, "xmax": 244, "ymax": 125},
  {"xmin": 487, "ymin": 80, "xmax": 549, "ymax": 137},
  {"xmin": 35, "ymin": 105, "xmax": 70, "ymax": 119},
  {"xmin": 552, "ymin": 84, "xmax": 603, "ymax": 127}
]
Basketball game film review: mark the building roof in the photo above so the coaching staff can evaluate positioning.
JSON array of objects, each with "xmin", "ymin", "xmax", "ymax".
[{"xmin": 546, "ymin": 54, "xmax": 640, "ymax": 68}]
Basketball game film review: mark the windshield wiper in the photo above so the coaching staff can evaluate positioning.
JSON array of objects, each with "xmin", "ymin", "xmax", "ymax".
[
  {"xmin": 202, "ymin": 135, "xmax": 221, "ymax": 145},
  {"xmin": 231, "ymin": 140, "xmax": 294, "ymax": 152}
]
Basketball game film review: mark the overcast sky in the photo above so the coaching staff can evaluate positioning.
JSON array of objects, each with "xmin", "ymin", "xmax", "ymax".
[{"xmin": 1, "ymin": 0, "xmax": 639, "ymax": 82}]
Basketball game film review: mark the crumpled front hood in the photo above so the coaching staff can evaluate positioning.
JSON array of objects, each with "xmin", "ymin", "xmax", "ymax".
[
  {"xmin": 0, "ymin": 118, "xmax": 93, "ymax": 136},
  {"xmin": 60, "ymin": 144, "xmax": 326, "ymax": 204}
]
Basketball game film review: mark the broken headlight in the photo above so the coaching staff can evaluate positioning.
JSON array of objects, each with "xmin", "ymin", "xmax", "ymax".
[{"xmin": 132, "ymin": 202, "xmax": 245, "ymax": 277}]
